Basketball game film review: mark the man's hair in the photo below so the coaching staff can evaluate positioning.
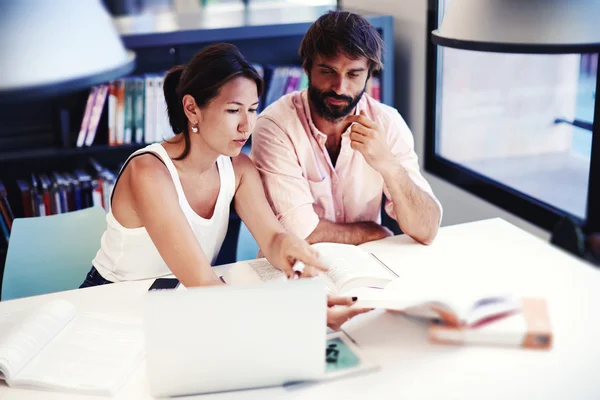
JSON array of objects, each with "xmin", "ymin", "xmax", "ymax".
[{"xmin": 299, "ymin": 11, "xmax": 384, "ymax": 74}]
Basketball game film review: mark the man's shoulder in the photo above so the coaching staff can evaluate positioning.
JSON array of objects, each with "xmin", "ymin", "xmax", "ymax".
[
  {"xmin": 254, "ymin": 91, "xmax": 309, "ymax": 146},
  {"xmin": 258, "ymin": 92, "xmax": 302, "ymax": 126}
]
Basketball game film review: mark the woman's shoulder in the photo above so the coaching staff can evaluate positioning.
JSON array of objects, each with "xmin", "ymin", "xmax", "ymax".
[
  {"xmin": 231, "ymin": 152, "xmax": 259, "ymax": 187},
  {"xmin": 123, "ymin": 152, "xmax": 172, "ymax": 186},
  {"xmin": 231, "ymin": 152, "xmax": 256, "ymax": 176}
]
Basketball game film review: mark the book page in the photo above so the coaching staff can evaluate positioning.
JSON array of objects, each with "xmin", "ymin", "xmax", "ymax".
[
  {"xmin": 311, "ymin": 243, "xmax": 395, "ymax": 293},
  {"xmin": 0, "ymin": 311, "xmax": 20, "ymax": 380},
  {"xmin": 221, "ymin": 258, "xmax": 287, "ymax": 285},
  {"xmin": 13, "ymin": 313, "xmax": 144, "ymax": 396},
  {"xmin": 0, "ymin": 300, "xmax": 75, "ymax": 382}
]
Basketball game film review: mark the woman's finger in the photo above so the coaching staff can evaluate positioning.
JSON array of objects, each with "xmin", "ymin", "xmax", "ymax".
[
  {"xmin": 299, "ymin": 265, "xmax": 318, "ymax": 278},
  {"xmin": 327, "ymin": 296, "xmax": 356, "ymax": 307},
  {"xmin": 289, "ymin": 247, "xmax": 328, "ymax": 273},
  {"xmin": 347, "ymin": 307, "xmax": 373, "ymax": 319},
  {"xmin": 326, "ymin": 306, "xmax": 372, "ymax": 330}
]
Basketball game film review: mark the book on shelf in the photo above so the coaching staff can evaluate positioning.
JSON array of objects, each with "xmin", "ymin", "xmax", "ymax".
[
  {"xmin": 221, "ymin": 242, "xmax": 397, "ymax": 295},
  {"xmin": 0, "ymin": 299, "xmax": 143, "ymax": 395},
  {"xmin": 85, "ymin": 84, "xmax": 109, "ymax": 147},
  {"xmin": 3, "ymin": 159, "xmax": 117, "ymax": 221},
  {"xmin": 76, "ymin": 86, "xmax": 98, "ymax": 148},
  {"xmin": 0, "ymin": 180, "xmax": 12, "ymax": 245}
]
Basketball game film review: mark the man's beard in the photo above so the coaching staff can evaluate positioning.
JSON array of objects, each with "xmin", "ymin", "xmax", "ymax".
[{"xmin": 308, "ymin": 83, "xmax": 365, "ymax": 122}]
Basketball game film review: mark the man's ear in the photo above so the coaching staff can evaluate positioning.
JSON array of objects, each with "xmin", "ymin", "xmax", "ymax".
[
  {"xmin": 182, "ymin": 94, "xmax": 201, "ymax": 124},
  {"xmin": 302, "ymin": 61, "xmax": 311, "ymax": 81}
]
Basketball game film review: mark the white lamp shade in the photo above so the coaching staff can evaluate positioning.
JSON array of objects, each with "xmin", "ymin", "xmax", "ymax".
[
  {"xmin": 0, "ymin": 1, "xmax": 135, "ymax": 102},
  {"xmin": 432, "ymin": 0, "xmax": 600, "ymax": 53}
]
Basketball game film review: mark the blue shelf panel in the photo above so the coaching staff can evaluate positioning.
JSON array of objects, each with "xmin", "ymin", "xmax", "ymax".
[
  {"xmin": 115, "ymin": 6, "xmax": 390, "ymax": 48},
  {"xmin": 115, "ymin": 6, "xmax": 394, "ymax": 106}
]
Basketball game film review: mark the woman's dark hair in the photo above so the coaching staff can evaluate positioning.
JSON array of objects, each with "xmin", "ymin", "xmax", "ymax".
[{"xmin": 163, "ymin": 43, "xmax": 264, "ymax": 160}]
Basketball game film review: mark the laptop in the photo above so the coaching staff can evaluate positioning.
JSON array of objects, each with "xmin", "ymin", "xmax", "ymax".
[{"xmin": 143, "ymin": 279, "xmax": 327, "ymax": 397}]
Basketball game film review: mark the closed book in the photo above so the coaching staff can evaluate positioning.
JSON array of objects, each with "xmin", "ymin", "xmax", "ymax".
[
  {"xmin": 132, "ymin": 77, "xmax": 145, "ymax": 143},
  {"xmin": 16, "ymin": 179, "xmax": 33, "ymax": 218},
  {"xmin": 84, "ymin": 84, "xmax": 109, "ymax": 147},
  {"xmin": 76, "ymin": 86, "xmax": 98, "ymax": 147}
]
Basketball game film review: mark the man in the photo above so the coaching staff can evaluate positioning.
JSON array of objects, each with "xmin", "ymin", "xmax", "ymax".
[{"xmin": 251, "ymin": 11, "xmax": 442, "ymax": 246}]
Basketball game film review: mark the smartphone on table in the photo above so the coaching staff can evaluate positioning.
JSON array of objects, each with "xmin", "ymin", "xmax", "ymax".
[{"xmin": 148, "ymin": 278, "xmax": 180, "ymax": 291}]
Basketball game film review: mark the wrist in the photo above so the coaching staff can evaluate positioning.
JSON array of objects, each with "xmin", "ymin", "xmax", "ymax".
[
  {"xmin": 265, "ymin": 230, "xmax": 286, "ymax": 260},
  {"xmin": 379, "ymin": 157, "xmax": 403, "ymax": 182}
]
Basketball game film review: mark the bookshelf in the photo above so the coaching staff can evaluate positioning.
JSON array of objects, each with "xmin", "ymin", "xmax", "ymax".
[{"xmin": 0, "ymin": 5, "xmax": 395, "ymax": 281}]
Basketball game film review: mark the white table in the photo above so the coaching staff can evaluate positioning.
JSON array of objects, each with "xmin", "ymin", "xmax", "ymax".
[{"xmin": 2, "ymin": 218, "xmax": 600, "ymax": 399}]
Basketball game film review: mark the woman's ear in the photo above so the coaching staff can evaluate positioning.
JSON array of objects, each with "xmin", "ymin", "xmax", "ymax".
[{"xmin": 182, "ymin": 94, "xmax": 201, "ymax": 125}]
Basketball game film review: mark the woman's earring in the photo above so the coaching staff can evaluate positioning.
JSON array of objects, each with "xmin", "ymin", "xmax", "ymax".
[{"xmin": 191, "ymin": 124, "xmax": 198, "ymax": 133}]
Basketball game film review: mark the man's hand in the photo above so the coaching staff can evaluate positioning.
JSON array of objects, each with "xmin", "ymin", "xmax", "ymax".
[
  {"xmin": 326, "ymin": 296, "xmax": 373, "ymax": 331},
  {"xmin": 347, "ymin": 110, "xmax": 394, "ymax": 173}
]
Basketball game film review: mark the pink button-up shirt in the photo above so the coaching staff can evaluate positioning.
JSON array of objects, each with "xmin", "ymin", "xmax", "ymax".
[{"xmin": 251, "ymin": 90, "xmax": 441, "ymax": 240}]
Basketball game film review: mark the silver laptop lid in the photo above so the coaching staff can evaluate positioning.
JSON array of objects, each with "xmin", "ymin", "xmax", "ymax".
[{"xmin": 144, "ymin": 279, "xmax": 327, "ymax": 397}]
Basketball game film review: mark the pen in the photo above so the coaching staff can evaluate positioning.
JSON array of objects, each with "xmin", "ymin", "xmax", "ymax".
[{"xmin": 292, "ymin": 261, "xmax": 305, "ymax": 279}]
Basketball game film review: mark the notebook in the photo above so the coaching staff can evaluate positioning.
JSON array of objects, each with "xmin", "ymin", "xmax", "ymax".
[{"xmin": 0, "ymin": 300, "xmax": 143, "ymax": 395}]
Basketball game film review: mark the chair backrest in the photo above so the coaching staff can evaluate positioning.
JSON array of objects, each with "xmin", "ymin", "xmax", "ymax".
[
  {"xmin": 1, "ymin": 206, "xmax": 107, "ymax": 301},
  {"xmin": 236, "ymin": 221, "xmax": 259, "ymax": 261}
]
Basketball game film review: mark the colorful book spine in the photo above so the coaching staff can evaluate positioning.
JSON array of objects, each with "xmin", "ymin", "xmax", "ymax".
[
  {"xmin": 133, "ymin": 77, "xmax": 145, "ymax": 144},
  {"xmin": 124, "ymin": 79, "xmax": 135, "ymax": 144},
  {"xmin": 85, "ymin": 84, "xmax": 109, "ymax": 147},
  {"xmin": 76, "ymin": 87, "xmax": 99, "ymax": 148}
]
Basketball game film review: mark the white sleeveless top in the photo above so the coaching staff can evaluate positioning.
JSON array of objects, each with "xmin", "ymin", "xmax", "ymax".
[{"xmin": 92, "ymin": 143, "xmax": 236, "ymax": 282}]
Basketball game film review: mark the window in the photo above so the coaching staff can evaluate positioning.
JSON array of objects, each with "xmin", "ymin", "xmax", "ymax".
[{"xmin": 425, "ymin": 0, "xmax": 599, "ymax": 231}]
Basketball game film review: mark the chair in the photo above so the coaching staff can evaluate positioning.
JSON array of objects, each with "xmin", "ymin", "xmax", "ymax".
[
  {"xmin": 236, "ymin": 221, "xmax": 259, "ymax": 261},
  {"xmin": 1, "ymin": 206, "xmax": 107, "ymax": 301}
]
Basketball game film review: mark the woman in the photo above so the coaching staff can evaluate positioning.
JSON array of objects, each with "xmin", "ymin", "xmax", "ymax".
[{"xmin": 80, "ymin": 43, "xmax": 370, "ymax": 330}]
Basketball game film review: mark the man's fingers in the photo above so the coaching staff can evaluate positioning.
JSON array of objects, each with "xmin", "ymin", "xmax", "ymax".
[
  {"xmin": 350, "ymin": 140, "xmax": 364, "ymax": 151},
  {"xmin": 349, "ymin": 131, "xmax": 367, "ymax": 144},
  {"xmin": 350, "ymin": 123, "xmax": 371, "ymax": 136},
  {"xmin": 345, "ymin": 113, "xmax": 376, "ymax": 129}
]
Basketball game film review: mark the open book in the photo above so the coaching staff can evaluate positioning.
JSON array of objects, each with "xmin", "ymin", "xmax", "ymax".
[
  {"xmin": 352, "ymin": 277, "xmax": 521, "ymax": 328},
  {"xmin": 222, "ymin": 242, "xmax": 397, "ymax": 295},
  {"xmin": 428, "ymin": 298, "xmax": 552, "ymax": 350},
  {"xmin": 0, "ymin": 300, "xmax": 143, "ymax": 396}
]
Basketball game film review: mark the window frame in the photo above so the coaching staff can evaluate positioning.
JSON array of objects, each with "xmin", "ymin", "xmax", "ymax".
[{"xmin": 424, "ymin": 0, "xmax": 600, "ymax": 233}]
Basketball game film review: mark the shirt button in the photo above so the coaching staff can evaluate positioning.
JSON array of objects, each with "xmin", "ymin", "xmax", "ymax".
[{"xmin": 336, "ymin": 211, "xmax": 341, "ymax": 216}]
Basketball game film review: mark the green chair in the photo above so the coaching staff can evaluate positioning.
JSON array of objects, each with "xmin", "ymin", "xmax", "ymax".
[
  {"xmin": 1, "ymin": 206, "xmax": 106, "ymax": 301},
  {"xmin": 236, "ymin": 221, "xmax": 259, "ymax": 262}
]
